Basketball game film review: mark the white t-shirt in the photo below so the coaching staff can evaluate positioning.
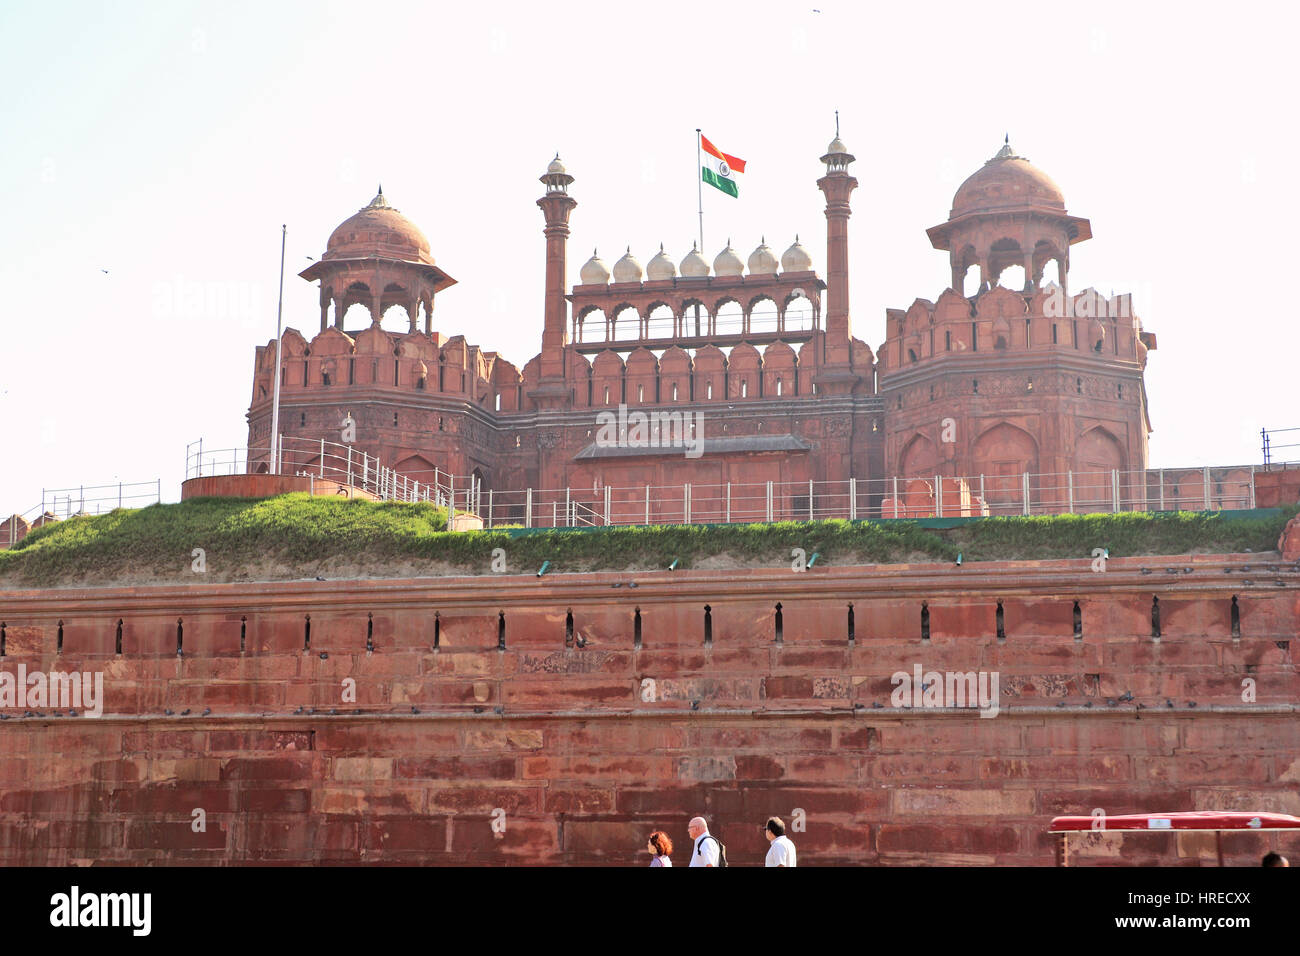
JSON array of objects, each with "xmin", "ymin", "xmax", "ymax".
[
  {"xmin": 691, "ymin": 832, "xmax": 720, "ymax": 867},
  {"xmin": 765, "ymin": 835, "xmax": 796, "ymax": 867}
]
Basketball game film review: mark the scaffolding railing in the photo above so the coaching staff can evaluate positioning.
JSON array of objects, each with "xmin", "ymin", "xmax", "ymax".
[
  {"xmin": 2, "ymin": 480, "xmax": 162, "ymax": 549},
  {"xmin": 474, "ymin": 461, "xmax": 1289, "ymax": 529},
  {"xmin": 184, "ymin": 436, "xmax": 482, "ymax": 516}
]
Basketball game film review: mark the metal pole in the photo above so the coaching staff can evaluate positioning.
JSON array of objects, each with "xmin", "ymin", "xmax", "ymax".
[
  {"xmin": 1067, "ymin": 471, "xmax": 1073, "ymax": 514},
  {"xmin": 488, "ymin": 489, "xmax": 494, "ymax": 528},
  {"xmin": 118, "ymin": 482, "xmax": 123, "ymax": 508},
  {"xmin": 566, "ymin": 487, "xmax": 572, "ymax": 528},
  {"xmin": 935, "ymin": 475, "xmax": 943, "ymax": 518},
  {"xmin": 726, "ymin": 482, "xmax": 731, "ymax": 523},
  {"xmin": 849, "ymin": 477, "xmax": 857, "ymax": 520},
  {"xmin": 766, "ymin": 481, "xmax": 773, "ymax": 522},
  {"xmin": 1111, "ymin": 469, "xmax": 1120, "ymax": 513},
  {"xmin": 1023, "ymin": 472, "xmax": 1031, "ymax": 516},
  {"xmin": 684, "ymin": 484, "xmax": 691, "ymax": 525},
  {"xmin": 979, "ymin": 474, "xmax": 985, "ymax": 514},
  {"xmin": 892, "ymin": 476, "xmax": 899, "ymax": 518},
  {"xmin": 1249, "ymin": 465, "xmax": 1256, "ymax": 509},
  {"xmin": 604, "ymin": 486, "xmax": 612, "ymax": 525},
  {"xmin": 809, "ymin": 479, "xmax": 814, "ymax": 521},
  {"xmin": 1159, "ymin": 468, "xmax": 1165, "ymax": 511},
  {"xmin": 552, "ymin": 501, "xmax": 557, "ymax": 528},
  {"xmin": 695, "ymin": 128, "xmax": 705, "ymax": 253},
  {"xmin": 447, "ymin": 475, "xmax": 455, "ymax": 531},
  {"xmin": 1203, "ymin": 465, "xmax": 1211, "ymax": 510},
  {"xmin": 526, "ymin": 488, "xmax": 532, "ymax": 528},
  {"xmin": 270, "ymin": 224, "xmax": 287, "ymax": 473},
  {"xmin": 645, "ymin": 485, "xmax": 650, "ymax": 525}
]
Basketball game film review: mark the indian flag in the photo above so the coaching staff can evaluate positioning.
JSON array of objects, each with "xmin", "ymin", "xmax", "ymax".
[{"xmin": 701, "ymin": 134, "xmax": 746, "ymax": 198}]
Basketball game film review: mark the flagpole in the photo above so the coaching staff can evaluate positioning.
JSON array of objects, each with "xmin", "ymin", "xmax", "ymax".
[
  {"xmin": 695, "ymin": 128, "xmax": 704, "ymax": 254},
  {"xmin": 269, "ymin": 224, "xmax": 286, "ymax": 474}
]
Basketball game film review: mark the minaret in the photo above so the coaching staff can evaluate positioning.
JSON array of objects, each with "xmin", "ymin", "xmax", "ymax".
[
  {"xmin": 533, "ymin": 154, "xmax": 577, "ymax": 403},
  {"xmin": 815, "ymin": 123, "xmax": 861, "ymax": 391}
]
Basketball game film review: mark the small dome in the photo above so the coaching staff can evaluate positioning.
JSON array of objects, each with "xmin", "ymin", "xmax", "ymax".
[
  {"xmin": 747, "ymin": 237, "xmax": 778, "ymax": 275},
  {"xmin": 579, "ymin": 249, "xmax": 610, "ymax": 285},
  {"xmin": 612, "ymin": 247, "xmax": 643, "ymax": 284},
  {"xmin": 324, "ymin": 188, "xmax": 433, "ymax": 265},
  {"xmin": 781, "ymin": 235, "xmax": 812, "ymax": 272},
  {"xmin": 680, "ymin": 243, "xmax": 710, "ymax": 278},
  {"xmin": 827, "ymin": 136, "xmax": 848, "ymax": 155},
  {"xmin": 952, "ymin": 138, "xmax": 1065, "ymax": 217},
  {"xmin": 547, "ymin": 153, "xmax": 566, "ymax": 175},
  {"xmin": 713, "ymin": 240, "xmax": 744, "ymax": 277},
  {"xmin": 646, "ymin": 244, "xmax": 676, "ymax": 281}
]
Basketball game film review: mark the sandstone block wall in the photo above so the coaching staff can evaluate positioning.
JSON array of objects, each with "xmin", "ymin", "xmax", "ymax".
[{"xmin": 0, "ymin": 555, "xmax": 1296, "ymax": 865}]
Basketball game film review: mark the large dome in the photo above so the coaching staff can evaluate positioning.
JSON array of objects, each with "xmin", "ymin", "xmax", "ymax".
[
  {"xmin": 951, "ymin": 140, "xmax": 1065, "ymax": 217},
  {"xmin": 323, "ymin": 189, "xmax": 434, "ymax": 265}
]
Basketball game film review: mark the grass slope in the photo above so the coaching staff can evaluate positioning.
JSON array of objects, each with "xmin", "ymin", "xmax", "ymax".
[{"xmin": 0, "ymin": 495, "xmax": 1292, "ymax": 588}]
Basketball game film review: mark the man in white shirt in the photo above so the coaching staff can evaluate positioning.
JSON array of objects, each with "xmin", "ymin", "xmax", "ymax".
[
  {"xmin": 764, "ymin": 817, "xmax": 797, "ymax": 867},
  {"xmin": 687, "ymin": 816, "xmax": 719, "ymax": 867}
]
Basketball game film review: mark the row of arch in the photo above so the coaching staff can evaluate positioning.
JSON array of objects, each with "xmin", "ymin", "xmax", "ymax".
[
  {"xmin": 895, "ymin": 422, "xmax": 1128, "ymax": 507},
  {"xmin": 573, "ymin": 293, "xmax": 818, "ymax": 344}
]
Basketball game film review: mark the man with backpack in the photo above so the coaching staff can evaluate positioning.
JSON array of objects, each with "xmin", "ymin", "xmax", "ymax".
[{"xmin": 687, "ymin": 816, "xmax": 726, "ymax": 867}]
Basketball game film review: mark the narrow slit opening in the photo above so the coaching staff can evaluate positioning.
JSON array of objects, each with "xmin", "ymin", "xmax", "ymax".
[
  {"xmin": 774, "ymin": 603, "xmax": 783, "ymax": 644},
  {"xmin": 565, "ymin": 608, "xmax": 574, "ymax": 647},
  {"xmin": 304, "ymin": 615, "xmax": 311, "ymax": 651},
  {"xmin": 1230, "ymin": 595, "xmax": 1240, "ymax": 638},
  {"xmin": 920, "ymin": 602, "xmax": 930, "ymax": 642},
  {"xmin": 995, "ymin": 600, "xmax": 1006, "ymax": 641},
  {"xmin": 1072, "ymin": 601, "xmax": 1082, "ymax": 638},
  {"xmin": 1150, "ymin": 596, "xmax": 1161, "ymax": 639},
  {"xmin": 498, "ymin": 611, "xmax": 506, "ymax": 650},
  {"xmin": 115, "ymin": 619, "xmax": 123, "ymax": 655},
  {"xmin": 633, "ymin": 607, "xmax": 642, "ymax": 649},
  {"xmin": 847, "ymin": 603, "xmax": 855, "ymax": 644},
  {"xmin": 240, "ymin": 616, "xmax": 246, "ymax": 654},
  {"xmin": 703, "ymin": 605, "xmax": 713, "ymax": 645},
  {"xmin": 176, "ymin": 618, "xmax": 184, "ymax": 657},
  {"xmin": 366, "ymin": 612, "xmax": 374, "ymax": 653},
  {"xmin": 57, "ymin": 619, "xmax": 64, "ymax": 655},
  {"xmin": 433, "ymin": 611, "xmax": 441, "ymax": 649}
]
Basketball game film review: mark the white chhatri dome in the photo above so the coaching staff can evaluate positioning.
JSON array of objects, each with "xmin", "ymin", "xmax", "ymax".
[
  {"xmin": 646, "ymin": 243, "xmax": 676, "ymax": 281},
  {"xmin": 612, "ymin": 246, "xmax": 644, "ymax": 283},
  {"xmin": 781, "ymin": 235, "xmax": 812, "ymax": 272},
  {"xmin": 680, "ymin": 242, "xmax": 709, "ymax": 277},
  {"xmin": 547, "ymin": 153, "xmax": 567, "ymax": 175},
  {"xmin": 827, "ymin": 136, "xmax": 848, "ymax": 155},
  {"xmin": 579, "ymin": 249, "xmax": 610, "ymax": 285},
  {"xmin": 747, "ymin": 237, "xmax": 778, "ymax": 275},
  {"xmin": 713, "ymin": 239, "xmax": 744, "ymax": 277}
]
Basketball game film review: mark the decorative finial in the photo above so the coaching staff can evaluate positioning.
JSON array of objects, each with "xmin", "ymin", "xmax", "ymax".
[
  {"xmin": 1004, "ymin": 133, "xmax": 1009, "ymax": 145},
  {"xmin": 835, "ymin": 109, "xmax": 840, "ymax": 137},
  {"xmin": 659, "ymin": 242, "xmax": 664, "ymax": 252}
]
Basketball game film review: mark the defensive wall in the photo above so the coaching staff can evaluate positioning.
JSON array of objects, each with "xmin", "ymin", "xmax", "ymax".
[{"xmin": 1, "ymin": 549, "xmax": 1298, "ymax": 865}]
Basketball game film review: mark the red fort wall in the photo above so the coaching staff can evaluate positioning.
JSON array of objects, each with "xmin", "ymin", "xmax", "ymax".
[{"xmin": 1, "ymin": 553, "xmax": 1297, "ymax": 865}]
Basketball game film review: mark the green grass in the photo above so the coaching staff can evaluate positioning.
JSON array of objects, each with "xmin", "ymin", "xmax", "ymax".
[{"xmin": 0, "ymin": 494, "xmax": 1292, "ymax": 587}]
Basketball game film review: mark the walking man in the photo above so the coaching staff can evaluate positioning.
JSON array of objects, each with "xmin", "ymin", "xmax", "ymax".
[
  {"xmin": 764, "ymin": 817, "xmax": 797, "ymax": 867},
  {"xmin": 687, "ymin": 816, "xmax": 720, "ymax": 867}
]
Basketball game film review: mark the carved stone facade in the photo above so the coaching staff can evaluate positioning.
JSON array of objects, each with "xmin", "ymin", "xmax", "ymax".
[{"xmin": 247, "ymin": 136, "xmax": 1154, "ymax": 512}]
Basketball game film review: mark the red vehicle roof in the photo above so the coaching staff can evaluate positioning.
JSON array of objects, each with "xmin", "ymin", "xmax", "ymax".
[{"xmin": 1050, "ymin": 811, "xmax": 1300, "ymax": 833}]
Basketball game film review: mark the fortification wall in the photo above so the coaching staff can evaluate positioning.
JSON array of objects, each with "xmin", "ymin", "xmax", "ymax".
[{"xmin": 1, "ymin": 555, "xmax": 1297, "ymax": 865}]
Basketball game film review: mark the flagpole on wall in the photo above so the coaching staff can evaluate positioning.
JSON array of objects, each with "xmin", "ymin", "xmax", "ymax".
[
  {"xmin": 695, "ymin": 128, "xmax": 704, "ymax": 254},
  {"xmin": 269, "ymin": 224, "xmax": 286, "ymax": 474}
]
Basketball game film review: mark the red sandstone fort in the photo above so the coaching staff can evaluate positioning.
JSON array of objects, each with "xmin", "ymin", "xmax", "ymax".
[
  {"xmin": 1, "ymin": 135, "xmax": 1297, "ymax": 867},
  {"xmin": 245, "ymin": 135, "xmax": 1165, "ymax": 516}
]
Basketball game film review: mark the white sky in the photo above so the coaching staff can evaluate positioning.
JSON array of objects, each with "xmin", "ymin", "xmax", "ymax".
[{"xmin": 2, "ymin": 0, "xmax": 1297, "ymax": 515}]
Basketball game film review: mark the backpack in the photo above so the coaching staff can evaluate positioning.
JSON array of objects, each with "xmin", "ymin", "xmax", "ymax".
[{"xmin": 697, "ymin": 833, "xmax": 728, "ymax": 868}]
